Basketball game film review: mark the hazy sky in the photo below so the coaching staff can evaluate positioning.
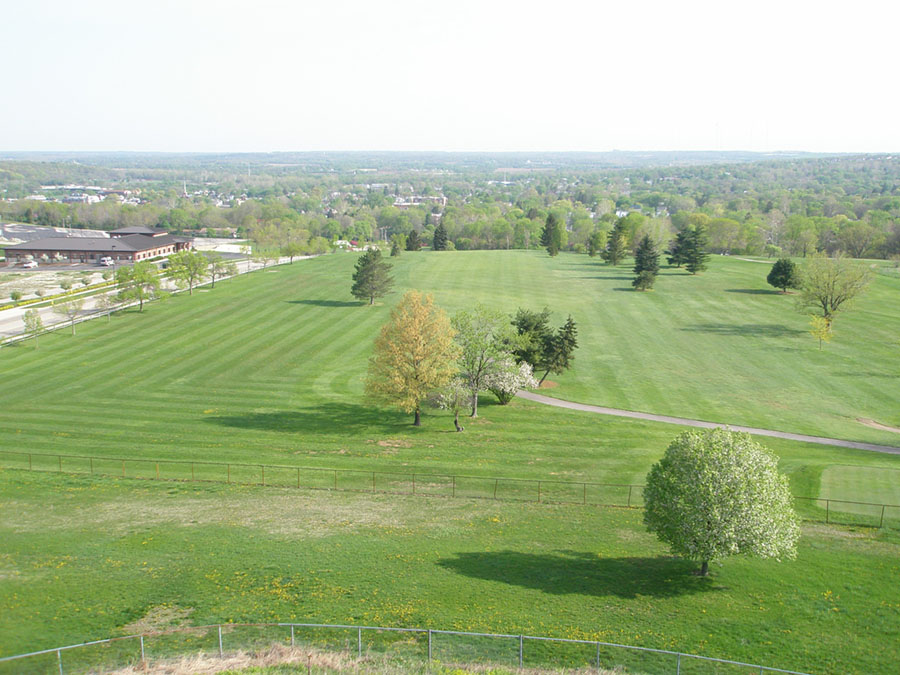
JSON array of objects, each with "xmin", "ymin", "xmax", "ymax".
[{"xmin": 3, "ymin": 0, "xmax": 898, "ymax": 153}]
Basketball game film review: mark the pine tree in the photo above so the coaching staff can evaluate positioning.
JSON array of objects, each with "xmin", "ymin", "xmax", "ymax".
[
  {"xmin": 684, "ymin": 225, "xmax": 709, "ymax": 274},
  {"xmin": 632, "ymin": 234, "xmax": 660, "ymax": 290},
  {"xmin": 602, "ymin": 221, "xmax": 628, "ymax": 266},
  {"xmin": 351, "ymin": 249, "xmax": 394, "ymax": 304},
  {"xmin": 540, "ymin": 316, "xmax": 578, "ymax": 385},
  {"xmin": 540, "ymin": 213, "xmax": 562, "ymax": 256},
  {"xmin": 406, "ymin": 229, "xmax": 420, "ymax": 251},
  {"xmin": 667, "ymin": 230, "xmax": 689, "ymax": 267},
  {"xmin": 433, "ymin": 222, "xmax": 448, "ymax": 251}
]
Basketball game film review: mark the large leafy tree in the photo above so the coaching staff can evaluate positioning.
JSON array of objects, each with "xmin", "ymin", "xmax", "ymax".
[
  {"xmin": 116, "ymin": 261, "xmax": 160, "ymax": 312},
  {"xmin": 365, "ymin": 291, "xmax": 460, "ymax": 426},
  {"xmin": 766, "ymin": 258, "xmax": 802, "ymax": 293},
  {"xmin": 52, "ymin": 297, "xmax": 85, "ymax": 336},
  {"xmin": 587, "ymin": 229, "xmax": 606, "ymax": 257},
  {"xmin": 632, "ymin": 234, "xmax": 660, "ymax": 290},
  {"xmin": 350, "ymin": 249, "xmax": 394, "ymax": 305},
  {"xmin": 204, "ymin": 251, "xmax": 238, "ymax": 288},
  {"xmin": 167, "ymin": 249, "xmax": 208, "ymax": 295},
  {"xmin": 644, "ymin": 428, "xmax": 800, "ymax": 576},
  {"xmin": 452, "ymin": 305, "xmax": 518, "ymax": 417},
  {"xmin": 797, "ymin": 253, "xmax": 872, "ymax": 322},
  {"xmin": 540, "ymin": 213, "xmax": 562, "ymax": 257}
]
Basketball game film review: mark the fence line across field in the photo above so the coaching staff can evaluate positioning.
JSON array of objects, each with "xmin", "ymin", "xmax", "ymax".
[
  {"xmin": 1, "ymin": 449, "xmax": 898, "ymax": 529},
  {"xmin": 0, "ymin": 621, "xmax": 812, "ymax": 675}
]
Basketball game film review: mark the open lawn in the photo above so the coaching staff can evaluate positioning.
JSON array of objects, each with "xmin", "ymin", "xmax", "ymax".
[
  {"xmin": 1, "ymin": 250, "xmax": 899, "ymax": 672},
  {"xmin": 1, "ymin": 471, "xmax": 898, "ymax": 674}
]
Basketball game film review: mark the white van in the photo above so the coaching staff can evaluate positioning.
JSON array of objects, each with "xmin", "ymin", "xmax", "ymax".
[{"xmin": 99, "ymin": 257, "xmax": 114, "ymax": 266}]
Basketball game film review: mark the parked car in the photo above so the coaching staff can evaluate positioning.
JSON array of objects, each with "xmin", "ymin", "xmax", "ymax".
[
  {"xmin": 99, "ymin": 257, "xmax": 114, "ymax": 266},
  {"xmin": 22, "ymin": 260, "xmax": 38, "ymax": 268}
]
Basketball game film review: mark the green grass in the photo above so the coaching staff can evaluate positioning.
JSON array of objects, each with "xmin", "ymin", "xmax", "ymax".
[
  {"xmin": 1, "ymin": 251, "xmax": 899, "ymax": 672},
  {"xmin": 0, "ymin": 471, "xmax": 898, "ymax": 674}
]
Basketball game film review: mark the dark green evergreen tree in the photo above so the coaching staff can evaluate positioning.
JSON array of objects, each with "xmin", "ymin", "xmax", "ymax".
[
  {"xmin": 684, "ymin": 225, "xmax": 709, "ymax": 274},
  {"xmin": 540, "ymin": 315, "xmax": 578, "ymax": 385},
  {"xmin": 541, "ymin": 213, "xmax": 562, "ymax": 256},
  {"xmin": 602, "ymin": 220, "xmax": 628, "ymax": 265},
  {"xmin": 406, "ymin": 229, "xmax": 420, "ymax": 251},
  {"xmin": 390, "ymin": 239, "xmax": 401, "ymax": 256},
  {"xmin": 667, "ymin": 230, "xmax": 689, "ymax": 267},
  {"xmin": 351, "ymin": 249, "xmax": 394, "ymax": 305},
  {"xmin": 511, "ymin": 307, "xmax": 554, "ymax": 370},
  {"xmin": 433, "ymin": 222, "xmax": 448, "ymax": 251},
  {"xmin": 632, "ymin": 235, "xmax": 660, "ymax": 290},
  {"xmin": 766, "ymin": 258, "xmax": 802, "ymax": 293}
]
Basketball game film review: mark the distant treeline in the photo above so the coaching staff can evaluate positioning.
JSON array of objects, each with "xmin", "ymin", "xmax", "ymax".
[{"xmin": 1, "ymin": 154, "xmax": 899, "ymax": 259}]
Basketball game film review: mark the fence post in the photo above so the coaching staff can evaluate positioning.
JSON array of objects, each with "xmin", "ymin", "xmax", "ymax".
[
  {"xmin": 428, "ymin": 629, "xmax": 432, "ymax": 661},
  {"xmin": 826, "ymin": 500, "xmax": 830, "ymax": 524},
  {"xmin": 90, "ymin": 457, "xmax": 93, "ymax": 474},
  {"xmin": 676, "ymin": 653, "xmax": 680, "ymax": 675},
  {"xmin": 595, "ymin": 642, "xmax": 600, "ymax": 671},
  {"xmin": 59, "ymin": 455, "xmax": 62, "ymax": 472},
  {"xmin": 291, "ymin": 625, "xmax": 295, "ymax": 647},
  {"xmin": 297, "ymin": 467, "xmax": 301, "ymax": 489},
  {"xmin": 227, "ymin": 464, "xmax": 231, "ymax": 484},
  {"xmin": 413, "ymin": 474, "xmax": 416, "ymax": 495},
  {"xmin": 218, "ymin": 625, "xmax": 223, "ymax": 656},
  {"xmin": 518, "ymin": 635, "xmax": 523, "ymax": 668},
  {"xmin": 57, "ymin": 648, "xmax": 63, "ymax": 675},
  {"xmin": 452, "ymin": 475, "xmax": 456, "ymax": 498},
  {"xmin": 372, "ymin": 472, "xmax": 376, "ymax": 493},
  {"xmin": 881, "ymin": 504, "xmax": 885, "ymax": 528},
  {"xmin": 29, "ymin": 453, "xmax": 33, "ymax": 471},
  {"xmin": 261, "ymin": 465, "xmax": 265, "ymax": 486},
  {"xmin": 628, "ymin": 485, "xmax": 633, "ymax": 507},
  {"xmin": 121, "ymin": 459, "xmax": 125, "ymax": 477},
  {"xmin": 191, "ymin": 463, "xmax": 195, "ymax": 481},
  {"xmin": 538, "ymin": 481, "xmax": 541, "ymax": 503},
  {"xmin": 583, "ymin": 483, "xmax": 586, "ymax": 505},
  {"xmin": 156, "ymin": 462, "xmax": 159, "ymax": 480},
  {"xmin": 140, "ymin": 634, "xmax": 145, "ymax": 662},
  {"xmin": 358, "ymin": 627, "xmax": 362, "ymax": 658},
  {"xmin": 494, "ymin": 479, "xmax": 498, "ymax": 499},
  {"xmin": 334, "ymin": 470, "xmax": 338, "ymax": 490}
]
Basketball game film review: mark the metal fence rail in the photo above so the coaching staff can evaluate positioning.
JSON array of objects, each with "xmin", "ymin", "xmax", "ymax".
[
  {"xmin": 1, "ymin": 449, "xmax": 898, "ymax": 530},
  {"xmin": 0, "ymin": 621, "xmax": 812, "ymax": 675}
]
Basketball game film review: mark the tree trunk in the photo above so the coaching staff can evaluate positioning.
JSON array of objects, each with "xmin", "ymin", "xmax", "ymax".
[
  {"xmin": 699, "ymin": 561, "xmax": 709, "ymax": 576},
  {"xmin": 539, "ymin": 369, "xmax": 550, "ymax": 385},
  {"xmin": 470, "ymin": 394, "xmax": 478, "ymax": 417},
  {"xmin": 454, "ymin": 411, "xmax": 464, "ymax": 432},
  {"xmin": 370, "ymin": 296, "xmax": 375, "ymax": 305},
  {"xmin": 413, "ymin": 408, "xmax": 421, "ymax": 426}
]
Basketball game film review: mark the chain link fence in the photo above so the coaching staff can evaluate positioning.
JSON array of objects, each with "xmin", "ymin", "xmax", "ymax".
[
  {"xmin": 0, "ymin": 622, "xmax": 812, "ymax": 675},
  {"xmin": 1, "ymin": 450, "xmax": 898, "ymax": 530}
]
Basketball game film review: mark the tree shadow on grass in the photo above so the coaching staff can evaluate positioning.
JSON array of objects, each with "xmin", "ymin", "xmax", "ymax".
[
  {"xmin": 207, "ymin": 402, "xmax": 412, "ymax": 435},
  {"xmin": 438, "ymin": 550, "xmax": 718, "ymax": 598},
  {"xmin": 288, "ymin": 299, "xmax": 362, "ymax": 307},
  {"xmin": 681, "ymin": 323, "xmax": 804, "ymax": 337},
  {"xmin": 578, "ymin": 275, "xmax": 634, "ymax": 281},
  {"xmin": 724, "ymin": 288, "xmax": 781, "ymax": 295}
]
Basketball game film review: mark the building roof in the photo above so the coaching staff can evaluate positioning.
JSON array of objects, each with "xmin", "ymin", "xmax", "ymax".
[
  {"xmin": 110, "ymin": 226, "xmax": 166, "ymax": 236},
  {"xmin": 5, "ymin": 233, "xmax": 184, "ymax": 253}
]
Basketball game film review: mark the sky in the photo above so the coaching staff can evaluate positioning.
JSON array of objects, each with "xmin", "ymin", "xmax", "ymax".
[{"xmin": 3, "ymin": 0, "xmax": 899, "ymax": 153}]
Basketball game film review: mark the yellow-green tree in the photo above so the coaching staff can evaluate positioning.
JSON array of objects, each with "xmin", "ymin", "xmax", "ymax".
[
  {"xmin": 809, "ymin": 315, "xmax": 833, "ymax": 350},
  {"xmin": 365, "ymin": 291, "xmax": 460, "ymax": 426}
]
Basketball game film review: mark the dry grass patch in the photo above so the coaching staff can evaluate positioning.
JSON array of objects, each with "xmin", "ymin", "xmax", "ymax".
[{"xmin": 122, "ymin": 605, "xmax": 195, "ymax": 635}]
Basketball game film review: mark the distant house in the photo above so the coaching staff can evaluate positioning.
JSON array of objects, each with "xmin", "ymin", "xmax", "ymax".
[{"xmin": 4, "ymin": 229, "xmax": 191, "ymax": 265}]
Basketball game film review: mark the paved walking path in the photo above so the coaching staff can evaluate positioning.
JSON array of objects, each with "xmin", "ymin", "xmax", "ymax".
[{"xmin": 516, "ymin": 391, "xmax": 900, "ymax": 455}]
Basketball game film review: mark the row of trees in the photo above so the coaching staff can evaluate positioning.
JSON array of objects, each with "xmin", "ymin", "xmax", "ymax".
[{"xmin": 364, "ymin": 292, "xmax": 578, "ymax": 428}]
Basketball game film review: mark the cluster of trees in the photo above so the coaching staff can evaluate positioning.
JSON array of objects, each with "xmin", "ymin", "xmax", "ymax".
[{"xmin": 364, "ymin": 292, "xmax": 577, "ymax": 429}]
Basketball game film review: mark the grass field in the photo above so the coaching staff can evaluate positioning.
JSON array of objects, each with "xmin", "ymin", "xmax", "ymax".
[
  {"xmin": 1, "ymin": 250, "xmax": 899, "ymax": 672},
  {"xmin": 1, "ymin": 471, "xmax": 898, "ymax": 674}
]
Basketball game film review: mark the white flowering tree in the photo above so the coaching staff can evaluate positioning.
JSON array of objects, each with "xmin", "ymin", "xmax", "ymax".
[
  {"xmin": 643, "ymin": 428, "xmax": 800, "ymax": 576},
  {"xmin": 484, "ymin": 359, "xmax": 539, "ymax": 405},
  {"xmin": 452, "ymin": 306, "xmax": 519, "ymax": 417},
  {"xmin": 427, "ymin": 378, "xmax": 470, "ymax": 432}
]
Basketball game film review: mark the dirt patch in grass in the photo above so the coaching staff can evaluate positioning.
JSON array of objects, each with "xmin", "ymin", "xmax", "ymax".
[
  {"xmin": 377, "ymin": 439, "xmax": 412, "ymax": 448},
  {"xmin": 857, "ymin": 418, "xmax": 900, "ymax": 434},
  {"xmin": 539, "ymin": 380, "xmax": 558, "ymax": 389},
  {"xmin": 122, "ymin": 605, "xmax": 195, "ymax": 634}
]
